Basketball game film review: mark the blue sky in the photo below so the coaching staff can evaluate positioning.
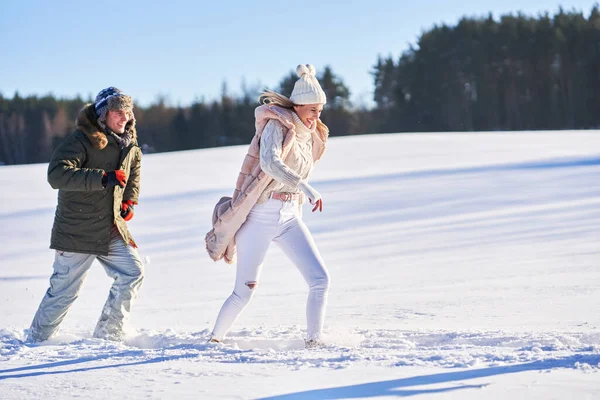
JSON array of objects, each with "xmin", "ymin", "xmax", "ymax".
[{"xmin": 0, "ymin": 0, "xmax": 596, "ymax": 107}]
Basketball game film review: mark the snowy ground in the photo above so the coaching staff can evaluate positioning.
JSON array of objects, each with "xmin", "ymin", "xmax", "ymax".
[{"xmin": 1, "ymin": 131, "xmax": 599, "ymax": 399}]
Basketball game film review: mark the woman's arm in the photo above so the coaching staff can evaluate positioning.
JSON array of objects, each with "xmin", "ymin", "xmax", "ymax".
[{"xmin": 259, "ymin": 119, "xmax": 302, "ymax": 187}]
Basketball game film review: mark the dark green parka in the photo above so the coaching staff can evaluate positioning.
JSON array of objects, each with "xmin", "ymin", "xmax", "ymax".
[{"xmin": 48, "ymin": 104, "xmax": 142, "ymax": 255}]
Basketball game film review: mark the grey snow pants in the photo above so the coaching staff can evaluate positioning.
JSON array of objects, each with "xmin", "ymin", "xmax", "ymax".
[{"xmin": 28, "ymin": 227, "xmax": 144, "ymax": 342}]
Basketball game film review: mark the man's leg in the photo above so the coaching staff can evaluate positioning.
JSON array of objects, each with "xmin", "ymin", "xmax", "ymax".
[
  {"xmin": 28, "ymin": 251, "xmax": 96, "ymax": 342},
  {"xmin": 94, "ymin": 228, "xmax": 144, "ymax": 341}
]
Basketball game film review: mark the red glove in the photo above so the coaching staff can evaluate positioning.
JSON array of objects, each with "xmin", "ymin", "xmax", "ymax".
[
  {"xmin": 121, "ymin": 200, "xmax": 137, "ymax": 221},
  {"xmin": 103, "ymin": 170, "xmax": 127, "ymax": 188}
]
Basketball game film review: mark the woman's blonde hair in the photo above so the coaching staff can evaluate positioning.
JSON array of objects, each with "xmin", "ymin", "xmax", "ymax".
[
  {"xmin": 258, "ymin": 90, "xmax": 295, "ymax": 109},
  {"xmin": 258, "ymin": 89, "xmax": 329, "ymax": 136}
]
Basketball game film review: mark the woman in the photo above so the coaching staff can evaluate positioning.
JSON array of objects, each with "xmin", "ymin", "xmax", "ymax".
[{"xmin": 205, "ymin": 64, "xmax": 330, "ymax": 348}]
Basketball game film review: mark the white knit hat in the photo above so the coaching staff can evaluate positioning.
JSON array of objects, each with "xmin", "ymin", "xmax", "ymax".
[{"xmin": 289, "ymin": 64, "xmax": 327, "ymax": 105}]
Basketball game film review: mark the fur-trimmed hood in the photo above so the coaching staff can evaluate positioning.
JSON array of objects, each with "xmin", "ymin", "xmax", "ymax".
[{"xmin": 76, "ymin": 104, "xmax": 137, "ymax": 150}]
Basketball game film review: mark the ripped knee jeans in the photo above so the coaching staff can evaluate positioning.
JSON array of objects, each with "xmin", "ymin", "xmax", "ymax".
[{"xmin": 210, "ymin": 198, "xmax": 329, "ymax": 341}]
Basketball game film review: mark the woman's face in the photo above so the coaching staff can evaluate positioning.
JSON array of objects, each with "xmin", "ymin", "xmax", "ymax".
[{"xmin": 294, "ymin": 103, "xmax": 324, "ymax": 128}]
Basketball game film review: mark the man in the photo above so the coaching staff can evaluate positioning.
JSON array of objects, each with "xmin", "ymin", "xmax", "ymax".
[{"xmin": 27, "ymin": 87, "xmax": 144, "ymax": 342}]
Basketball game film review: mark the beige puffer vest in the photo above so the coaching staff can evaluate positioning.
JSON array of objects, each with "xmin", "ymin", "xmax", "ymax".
[{"xmin": 205, "ymin": 104, "xmax": 328, "ymax": 264}]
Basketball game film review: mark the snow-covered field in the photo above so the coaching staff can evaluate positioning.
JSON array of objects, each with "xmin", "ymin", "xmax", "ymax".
[{"xmin": 1, "ymin": 131, "xmax": 599, "ymax": 399}]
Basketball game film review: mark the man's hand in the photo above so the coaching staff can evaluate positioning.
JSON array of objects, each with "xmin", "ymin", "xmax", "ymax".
[
  {"xmin": 103, "ymin": 170, "xmax": 127, "ymax": 188},
  {"xmin": 120, "ymin": 199, "xmax": 136, "ymax": 221}
]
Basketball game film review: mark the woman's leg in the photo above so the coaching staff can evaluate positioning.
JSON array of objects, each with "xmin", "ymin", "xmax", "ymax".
[
  {"xmin": 210, "ymin": 202, "xmax": 279, "ymax": 340},
  {"xmin": 275, "ymin": 216, "xmax": 330, "ymax": 341}
]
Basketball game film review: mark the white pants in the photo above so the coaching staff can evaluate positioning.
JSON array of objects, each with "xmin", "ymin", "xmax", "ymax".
[
  {"xmin": 28, "ymin": 227, "xmax": 144, "ymax": 342},
  {"xmin": 211, "ymin": 198, "xmax": 330, "ymax": 341}
]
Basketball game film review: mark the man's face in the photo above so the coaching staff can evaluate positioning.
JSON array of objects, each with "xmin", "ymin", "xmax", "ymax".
[{"xmin": 105, "ymin": 109, "xmax": 129, "ymax": 134}]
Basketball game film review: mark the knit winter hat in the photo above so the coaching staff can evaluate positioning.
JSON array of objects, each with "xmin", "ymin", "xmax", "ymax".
[
  {"xmin": 289, "ymin": 64, "xmax": 327, "ymax": 105},
  {"xmin": 94, "ymin": 86, "xmax": 134, "ymax": 129}
]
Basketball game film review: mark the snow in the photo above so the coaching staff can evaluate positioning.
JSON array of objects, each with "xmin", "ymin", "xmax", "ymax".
[{"xmin": 1, "ymin": 131, "xmax": 599, "ymax": 399}]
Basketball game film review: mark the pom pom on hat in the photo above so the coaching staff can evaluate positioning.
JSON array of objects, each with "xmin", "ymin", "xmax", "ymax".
[
  {"xmin": 296, "ymin": 64, "xmax": 316, "ymax": 78},
  {"xmin": 290, "ymin": 64, "xmax": 326, "ymax": 105}
]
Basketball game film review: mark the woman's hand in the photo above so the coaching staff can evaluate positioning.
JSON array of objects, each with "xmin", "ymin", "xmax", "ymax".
[
  {"xmin": 311, "ymin": 198, "xmax": 323, "ymax": 212},
  {"xmin": 298, "ymin": 180, "xmax": 323, "ymax": 212}
]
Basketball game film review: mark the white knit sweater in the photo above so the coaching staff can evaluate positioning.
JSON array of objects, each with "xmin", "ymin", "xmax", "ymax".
[{"xmin": 258, "ymin": 111, "xmax": 314, "ymax": 203}]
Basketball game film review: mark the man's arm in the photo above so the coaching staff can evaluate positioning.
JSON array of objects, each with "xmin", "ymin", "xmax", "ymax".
[
  {"xmin": 123, "ymin": 147, "xmax": 142, "ymax": 203},
  {"xmin": 47, "ymin": 135, "xmax": 105, "ymax": 191}
]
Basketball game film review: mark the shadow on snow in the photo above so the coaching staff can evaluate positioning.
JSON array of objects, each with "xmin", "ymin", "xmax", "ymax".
[{"xmin": 258, "ymin": 354, "xmax": 600, "ymax": 399}]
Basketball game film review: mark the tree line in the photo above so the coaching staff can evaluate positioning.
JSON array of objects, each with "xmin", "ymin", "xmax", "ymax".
[{"xmin": 1, "ymin": 7, "xmax": 598, "ymax": 165}]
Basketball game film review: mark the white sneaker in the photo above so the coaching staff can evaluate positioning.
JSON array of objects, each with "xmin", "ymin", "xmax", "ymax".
[{"xmin": 304, "ymin": 338, "xmax": 325, "ymax": 349}]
